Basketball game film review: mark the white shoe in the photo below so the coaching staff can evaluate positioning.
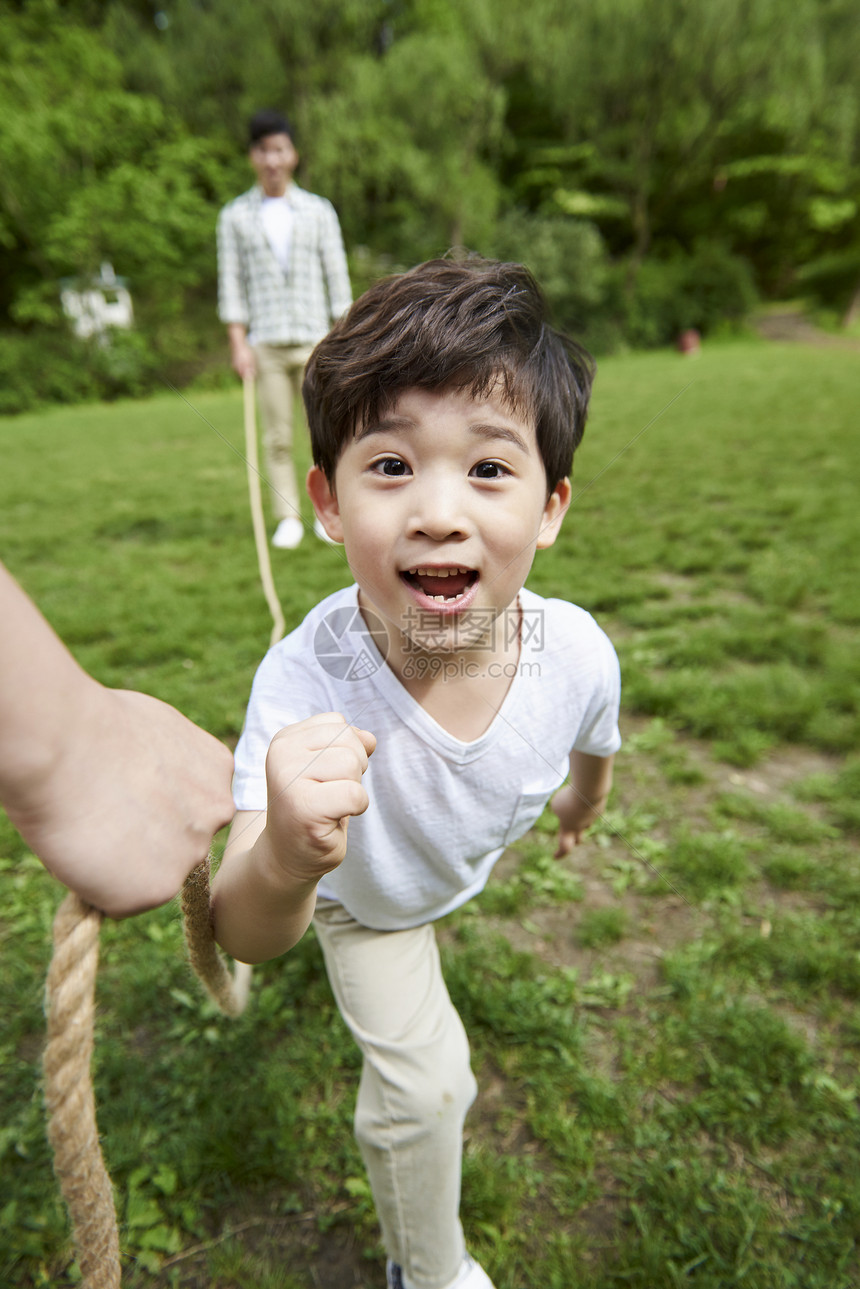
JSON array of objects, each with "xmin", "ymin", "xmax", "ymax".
[
  {"xmin": 387, "ymin": 1254, "xmax": 495, "ymax": 1289},
  {"xmin": 272, "ymin": 517, "xmax": 303, "ymax": 549},
  {"xmin": 314, "ymin": 516, "xmax": 340, "ymax": 545},
  {"xmin": 447, "ymin": 1256, "xmax": 496, "ymax": 1289}
]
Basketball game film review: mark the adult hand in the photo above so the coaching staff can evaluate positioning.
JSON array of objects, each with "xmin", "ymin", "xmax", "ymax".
[
  {"xmin": 7, "ymin": 686, "xmax": 234, "ymax": 919},
  {"xmin": 229, "ymin": 330, "xmax": 256, "ymax": 381}
]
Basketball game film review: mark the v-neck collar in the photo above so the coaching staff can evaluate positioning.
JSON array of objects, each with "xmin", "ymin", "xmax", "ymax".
[{"xmin": 351, "ymin": 586, "xmax": 536, "ymax": 765}]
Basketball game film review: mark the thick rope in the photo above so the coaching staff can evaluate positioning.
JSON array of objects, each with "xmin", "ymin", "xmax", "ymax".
[
  {"xmin": 42, "ymin": 378, "xmax": 283, "ymax": 1278},
  {"xmin": 181, "ymin": 855, "xmax": 252, "ymax": 1018},
  {"xmin": 243, "ymin": 374, "xmax": 286, "ymax": 650},
  {"xmin": 43, "ymin": 892, "xmax": 121, "ymax": 1288},
  {"xmin": 43, "ymin": 863, "xmax": 249, "ymax": 1283}
]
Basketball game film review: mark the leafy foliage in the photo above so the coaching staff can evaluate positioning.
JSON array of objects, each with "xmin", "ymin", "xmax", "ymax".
[{"xmin": 2, "ymin": 0, "xmax": 860, "ymax": 411}]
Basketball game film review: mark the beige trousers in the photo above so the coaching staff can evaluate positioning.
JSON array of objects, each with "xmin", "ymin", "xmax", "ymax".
[
  {"xmin": 253, "ymin": 343, "xmax": 314, "ymax": 521},
  {"xmin": 313, "ymin": 901, "xmax": 478, "ymax": 1289}
]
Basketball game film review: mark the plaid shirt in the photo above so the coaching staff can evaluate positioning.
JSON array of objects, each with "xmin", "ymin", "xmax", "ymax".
[{"xmin": 217, "ymin": 184, "xmax": 352, "ymax": 345}]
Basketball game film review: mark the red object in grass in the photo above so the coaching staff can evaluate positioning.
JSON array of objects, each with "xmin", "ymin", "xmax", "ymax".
[{"xmin": 677, "ymin": 329, "xmax": 701, "ymax": 355}]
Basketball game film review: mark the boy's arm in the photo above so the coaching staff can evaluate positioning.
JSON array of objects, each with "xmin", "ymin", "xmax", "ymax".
[
  {"xmin": 211, "ymin": 713, "xmax": 375, "ymax": 964},
  {"xmin": 211, "ymin": 808, "xmax": 317, "ymax": 963},
  {"xmin": 0, "ymin": 562, "xmax": 234, "ymax": 917},
  {"xmin": 551, "ymin": 750, "xmax": 615, "ymax": 857}
]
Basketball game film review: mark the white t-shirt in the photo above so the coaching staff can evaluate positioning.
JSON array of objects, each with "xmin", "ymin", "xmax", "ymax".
[
  {"xmin": 233, "ymin": 585, "xmax": 621, "ymax": 930},
  {"xmin": 260, "ymin": 195, "xmax": 293, "ymax": 273}
]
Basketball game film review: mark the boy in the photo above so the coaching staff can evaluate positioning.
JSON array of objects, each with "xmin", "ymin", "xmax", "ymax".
[{"xmin": 212, "ymin": 258, "xmax": 621, "ymax": 1289}]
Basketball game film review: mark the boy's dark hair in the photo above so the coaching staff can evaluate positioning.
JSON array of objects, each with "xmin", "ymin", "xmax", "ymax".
[
  {"xmin": 248, "ymin": 109, "xmax": 294, "ymax": 146},
  {"xmin": 303, "ymin": 257, "xmax": 595, "ymax": 492}
]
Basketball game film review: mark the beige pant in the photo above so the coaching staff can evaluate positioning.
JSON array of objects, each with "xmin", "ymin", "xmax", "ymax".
[
  {"xmin": 253, "ymin": 343, "xmax": 314, "ymax": 521},
  {"xmin": 313, "ymin": 901, "xmax": 478, "ymax": 1289}
]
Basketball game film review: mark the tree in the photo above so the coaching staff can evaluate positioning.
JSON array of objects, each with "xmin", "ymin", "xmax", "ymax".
[
  {"xmin": 3, "ymin": 0, "xmax": 859, "ymax": 411},
  {"xmin": 0, "ymin": 1, "xmax": 236, "ymax": 372},
  {"xmin": 307, "ymin": 26, "xmax": 505, "ymax": 264}
]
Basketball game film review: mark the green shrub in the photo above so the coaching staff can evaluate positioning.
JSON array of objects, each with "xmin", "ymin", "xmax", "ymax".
[
  {"xmin": 488, "ymin": 210, "xmax": 613, "ymax": 342},
  {"xmin": 86, "ymin": 329, "xmax": 162, "ymax": 400},
  {"xmin": 0, "ymin": 328, "xmax": 100, "ymax": 413},
  {"xmin": 623, "ymin": 243, "xmax": 758, "ymax": 348},
  {"xmin": 0, "ymin": 315, "xmax": 222, "ymax": 413}
]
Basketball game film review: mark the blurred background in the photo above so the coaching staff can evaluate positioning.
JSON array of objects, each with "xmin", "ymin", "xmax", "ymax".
[{"xmin": 1, "ymin": 0, "xmax": 858, "ymax": 413}]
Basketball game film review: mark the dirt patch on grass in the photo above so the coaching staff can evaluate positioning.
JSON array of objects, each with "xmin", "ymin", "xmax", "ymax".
[
  {"xmin": 476, "ymin": 886, "xmax": 696, "ymax": 996},
  {"xmin": 754, "ymin": 311, "xmax": 860, "ymax": 350},
  {"xmin": 151, "ymin": 1200, "xmax": 382, "ymax": 1288},
  {"xmin": 466, "ymin": 716, "xmax": 848, "ymax": 998},
  {"xmin": 719, "ymin": 746, "xmax": 837, "ymax": 799}
]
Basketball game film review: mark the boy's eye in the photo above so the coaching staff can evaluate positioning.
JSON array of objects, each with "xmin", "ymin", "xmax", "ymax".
[
  {"xmin": 470, "ymin": 460, "xmax": 509, "ymax": 480},
  {"xmin": 372, "ymin": 456, "xmax": 410, "ymax": 477}
]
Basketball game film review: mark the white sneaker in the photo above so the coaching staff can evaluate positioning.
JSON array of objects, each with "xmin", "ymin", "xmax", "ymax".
[
  {"xmin": 447, "ymin": 1255, "xmax": 496, "ymax": 1289},
  {"xmin": 272, "ymin": 517, "xmax": 303, "ymax": 549},
  {"xmin": 386, "ymin": 1254, "xmax": 496, "ymax": 1289},
  {"xmin": 314, "ymin": 516, "xmax": 340, "ymax": 545}
]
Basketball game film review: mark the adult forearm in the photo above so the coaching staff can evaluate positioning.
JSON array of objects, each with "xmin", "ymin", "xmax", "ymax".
[
  {"xmin": 0, "ymin": 562, "xmax": 235, "ymax": 917},
  {"xmin": 0, "ymin": 564, "xmax": 94, "ymax": 808}
]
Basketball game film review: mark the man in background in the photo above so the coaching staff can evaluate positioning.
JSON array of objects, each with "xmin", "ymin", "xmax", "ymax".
[{"xmin": 217, "ymin": 109, "xmax": 352, "ymax": 549}]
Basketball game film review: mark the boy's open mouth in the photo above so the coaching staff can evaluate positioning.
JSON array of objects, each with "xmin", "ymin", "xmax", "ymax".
[{"xmin": 401, "ymin": 565, "xmax": 479, "ymax": 603}]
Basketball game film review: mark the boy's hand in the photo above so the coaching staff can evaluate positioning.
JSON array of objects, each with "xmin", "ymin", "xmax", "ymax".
[
  {"xmin": 264, "ymin": 713, "xmax": 376, "ymax": 883},
  {"xmin": 550, "ymin": 786, "xmax": 597, "ymax": 856},
  {"xmin": 550, "ymin": 752, "xmax": 614, "ymax": 858},
  {"xmin": 212, "ymin": 715, "xmax": 375, "ymax": 964}
]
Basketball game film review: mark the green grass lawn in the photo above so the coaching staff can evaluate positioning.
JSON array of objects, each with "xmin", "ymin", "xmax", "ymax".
[{"xmin": 1, "ymin": 337, "xmax": 859, "ymax": 1287}]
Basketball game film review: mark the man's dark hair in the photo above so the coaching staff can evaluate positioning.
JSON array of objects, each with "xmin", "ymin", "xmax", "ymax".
[
  {"xmin": 303, "ymin": 257, "xmax": 595, "ymax": 493},
  {"xmin": 248, "ymin": 109, "xmax": 294, "ymax": 146}
]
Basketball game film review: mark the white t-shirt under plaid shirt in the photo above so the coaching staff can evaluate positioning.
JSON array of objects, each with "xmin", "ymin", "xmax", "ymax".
[{"xmin": 217, "ymin": 183, "xmax": 352, "ymax": 346}]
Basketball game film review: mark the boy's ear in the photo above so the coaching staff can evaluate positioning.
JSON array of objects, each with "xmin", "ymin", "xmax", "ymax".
[
  {"xmin": 306, "ymin": 466, "xmax": 344, "ymax": 543},
  {"xmin": 536, "ymin": 478, "xmax": 572, "ymax": 550}
]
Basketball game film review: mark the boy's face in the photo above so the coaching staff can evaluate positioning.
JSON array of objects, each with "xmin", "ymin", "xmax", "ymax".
[{"xmin": 308, "ymin": 385, "xmax": 570, "ymax": 664}]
